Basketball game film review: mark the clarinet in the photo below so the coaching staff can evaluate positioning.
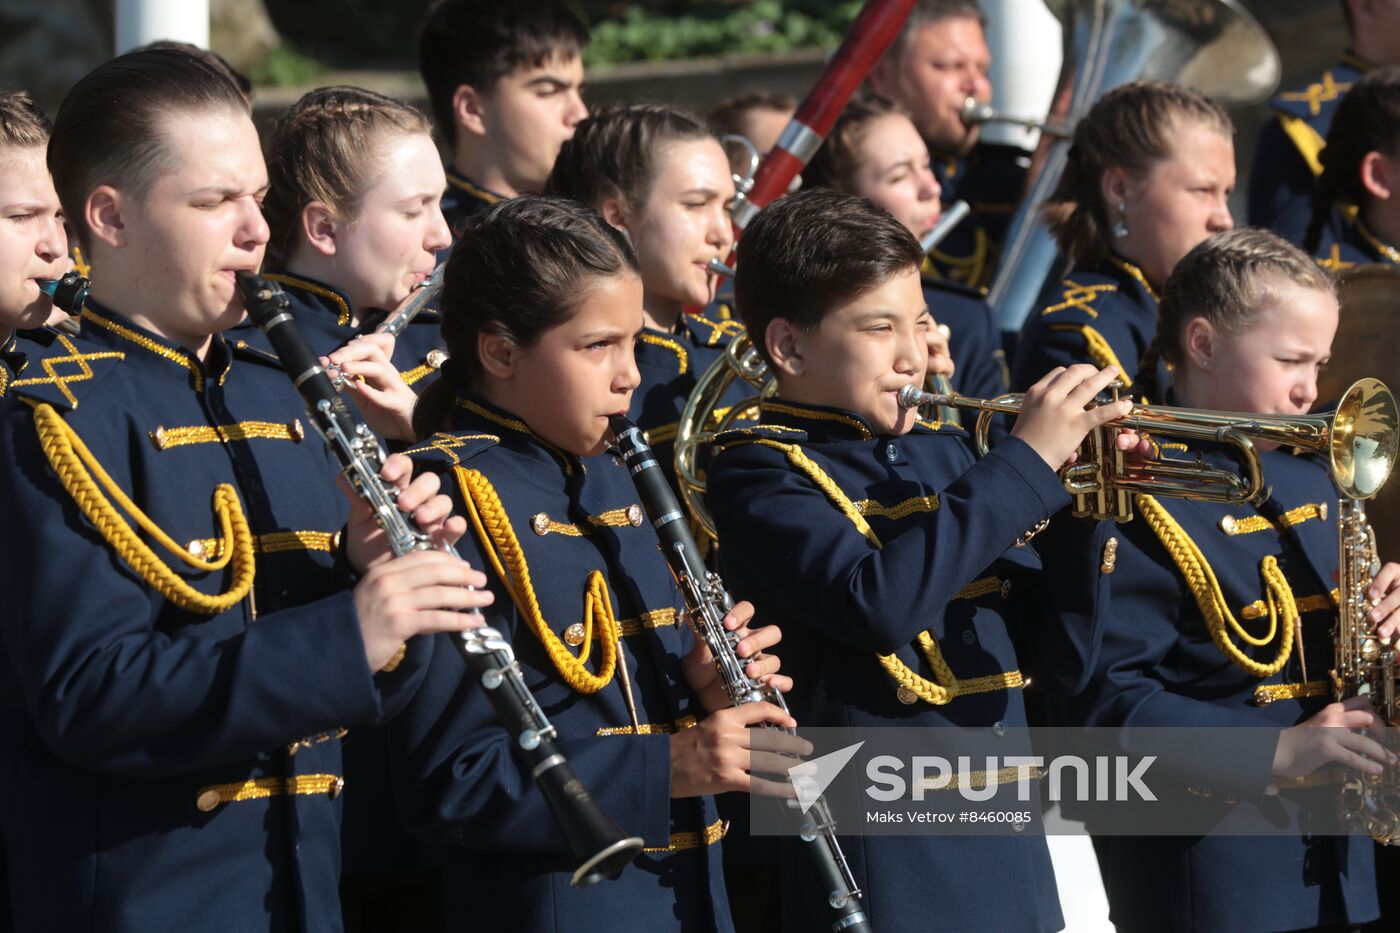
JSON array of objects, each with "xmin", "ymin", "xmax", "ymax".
[
  {"xmin": 237, "ymin": 272, "xmax": 643, "ymax": 886},
  {"xmin": 609, "ymin": 415, "xmax": 872, "ymax": 933}
]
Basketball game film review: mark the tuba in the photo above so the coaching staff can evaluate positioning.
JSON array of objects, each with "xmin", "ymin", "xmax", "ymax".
[
  {"xmin": 986, "ymin": 0, "xmax": 1281, "ymax": 334},
  {"xmin": 897, "ymin": 378, "xmax": 1399, "ymax": 522}
]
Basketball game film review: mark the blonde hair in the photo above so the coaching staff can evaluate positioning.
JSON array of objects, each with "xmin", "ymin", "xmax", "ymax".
[
  {"xmin": 1042, "ymin": 80, "xmax": 1232, "ymax": 268},
  {"xmin": 1136, "ymin": 228, "xmax": 1335, "ymax": 399},
  {"xmin": 263, "ymin": 86, "xmax": 435, "ymax": 267},
  {"xmin": 0, "ymin": 91, "xmax": 50, "ymax": 149}
]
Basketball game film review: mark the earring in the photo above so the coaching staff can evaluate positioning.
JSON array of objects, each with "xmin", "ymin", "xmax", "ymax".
[
  {"xmin": 1112, "ymin": 201, "xmax": 1129, "ymax": 239},
  {"xmin": 1200, "ymin": 359, "xmax": 1212, "ymax": 370}
]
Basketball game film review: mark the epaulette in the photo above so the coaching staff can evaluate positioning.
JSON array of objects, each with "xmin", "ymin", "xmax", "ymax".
[
  {"xmin": 1037, "ymin": 270, "xmax": 1121, "ymax": 324},
  {"xmin": 6, "ymin": 329, "xmax": 125, "ymax": 411},
  {"xmin": 681, "ymin": 312, "xmax": 745, "ymax": 348},
  {"xmin": 403, "ymin": 431, "xmax": 500, "ymax": 468},
  {"xmin": 1270, "ymin": 68, "xmax": 1353, "ymax": 123},
  {"xmin": 711, "ymin": 423, "xmax": 807, "ymax": 449},
  {"xmin": 920, "ymin": 275, "xmax": 987, "ymax": 300}
]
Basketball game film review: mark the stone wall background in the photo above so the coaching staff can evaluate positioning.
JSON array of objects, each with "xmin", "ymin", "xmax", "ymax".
[{"xmin": 0, "ymin": 1, "xmax": 1355, "ymax": 214}]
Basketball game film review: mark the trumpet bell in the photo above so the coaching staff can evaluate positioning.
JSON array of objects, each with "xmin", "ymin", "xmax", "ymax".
[{"xmin": 1331, "ymin": 378, "xmax": 1399, "ymax": 501}]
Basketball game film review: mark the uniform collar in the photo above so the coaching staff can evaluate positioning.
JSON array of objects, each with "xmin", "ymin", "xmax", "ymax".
[
  {"xmin": 1351, "ymin": 216, "xmax": 1400, "ymax": 266},
  {"xmin": 1341, "ymin": 48, "xmax": 1374, "ymax": 74},
  {"xmin": 451, "ymin": 391, "xmax": 585, "ymax": 475},
  {"xmin": 263, "ymin": 270, "xmax": 359, "ymax": 328},
  {"xmin": 79, "ymin": 299, "xmax": 232, "ymax": 390},
  {"xmin": 0, "ymin": 333, "xmax": 24, "ymax": 392},
  {"xmin": 1105, "ymin": 253, "xmax": 1160, "ymax": 303},
  {"xmin": 445, "ymin": 167, "xmax": 507, "ymax": 207},
  {"xmin": 760, "ymin": 397, "xmax": 880, "ymax": 441}
]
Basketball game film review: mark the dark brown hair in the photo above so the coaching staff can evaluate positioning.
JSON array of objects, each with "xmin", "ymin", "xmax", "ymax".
[
  {"xmin": 1042, "ymin": 80, "xmax": 1232, "ymax": 267},
  {"xmin": 418, "ymin": 0, "xmax": 589, "ymax": 148},
  {"xmin": 1304, "ymin": 67, "xmax": 1400, "ymax": 253},
  {"xmin": 1136, "ymin": 227, "xmax": 1335, "ymax": 401},
  {"xmin": 0, "ymin": 91, "xmax": 51, "ymax": 149},
  {"xmin": 803, "ymin": 96, "xmax": 910, "ymax": 192},
  {"xmin": 545, "ymin": 102, "xmax": 715, "ymax": 212},
  {"xmin": 263, "ymin": 86, "xmax": 435, "ymax": 268},
  {"xmin": 413, "ymin": 196, "xmax": 640, "ymax": 437},
  {"xmin": 48, "ymin": 49, "xmax": 250, "ymax": 252},
  {"xmin": 133, "ymin": 40, "xmax": 252, "ymax": 102},
  {"xmin": 734, "ymin": 188, "xmax": 924, "ymax": 367},
  {"xmin": 707, "ymin": 91, "xmax": 797, "ymax": 138}
]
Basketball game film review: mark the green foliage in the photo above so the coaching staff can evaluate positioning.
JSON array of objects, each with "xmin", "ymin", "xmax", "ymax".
[
  {"xmin": 585, "ymin": 1, "xmax": 863, "ymax": 66},
  {"xmin": 249, "ymin": 44, "xmax": 331, "ymax": 87}
]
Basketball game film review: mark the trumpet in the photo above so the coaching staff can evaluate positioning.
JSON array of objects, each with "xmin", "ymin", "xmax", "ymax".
[
  {"xmin": 959, "ymin": 97, "xmax": 1073, "ymax": 139},
  {"xmin": 897, "ymin": 378, "xmax": 1399, "ymax": 522}
]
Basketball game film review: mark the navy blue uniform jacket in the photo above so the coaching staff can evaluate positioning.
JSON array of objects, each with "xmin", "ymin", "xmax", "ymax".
[
  {"xmin": 707, "ymin": 399, "xmax": 1117, "ymax": 932},
  {"xmin": 0, "ymin": 303, "xmax": 427, "ymax": 932},
  {"xmin": 1249, "ymin": 51, "xmax": 1371, "ymax": 244},
  {"xmin": 1063, "ymin": 442, "xmax": 1378, "ymax": 932},
  {"xmin": 1012, "ymin": 256, "xmax": 1164, "ymax": 397},
  {"xmin": 391, "ymin": 394, "xmax": 734, "ymax": 932}
]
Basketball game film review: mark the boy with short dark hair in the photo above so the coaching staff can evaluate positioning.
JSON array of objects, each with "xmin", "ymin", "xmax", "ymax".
[
  {"xmin": 708, "ymin": 187, "xmax": 1127, "ymax": 932},
  {"xmin": 417, "ymin": 0, "xmax": 589, "ymax": 238}
]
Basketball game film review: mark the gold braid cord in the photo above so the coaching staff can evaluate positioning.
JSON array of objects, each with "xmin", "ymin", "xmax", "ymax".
[
  {"xmin": 729, "ymin": 437, "xmax": 1019, "ymax": 705},
  {"xmin": 455, "ymin": 466, "xmax": 620, "ymax": 693},
  {"xmin": 33, "ymin": 403, "xmax": 255, "ymax": 614},
  {"xmin": 1137, "ymin": 494, "xmax": 1297, "ymax": 677}
]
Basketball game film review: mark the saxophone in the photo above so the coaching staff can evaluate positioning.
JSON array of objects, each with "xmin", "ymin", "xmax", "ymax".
[{"xmin": 1332, "ymin": 497, "xmax": 1400, "ymax": 844}]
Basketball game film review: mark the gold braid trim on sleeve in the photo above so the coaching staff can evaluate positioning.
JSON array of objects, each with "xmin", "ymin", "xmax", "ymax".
[
  {"xmin": 1137, "ymin": 494, "xmax": 1297, "ymax": 677},
  {"xmin": 454, "ymin": 466, "xmax": 621, "ymax": 694},
  {"xmin": 33, "ymin": 403, "xmax": 255, "ymax": 615}
]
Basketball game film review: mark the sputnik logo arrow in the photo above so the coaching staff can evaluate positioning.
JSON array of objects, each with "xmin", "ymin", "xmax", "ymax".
[{"xmin": 787, "ymin": 741, "xmax": 864, "ymax": 814}]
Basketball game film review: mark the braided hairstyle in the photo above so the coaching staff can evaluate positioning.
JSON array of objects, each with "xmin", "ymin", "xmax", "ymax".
[
  {"xmin": 1135, "ymin": 227, "xmax": 1334, "ymax": 402},
  {"xmin": 412, "ymin": 197, "xmax": 640, "ymax": 437},
  {"xmin": 544, "ymin": 102, "xmax": 715, "ymax": 212},
  {"xmin": 262, "ymin": 86, "xmax": 435, "ymax": 268},
  {"xmin": 1042, "ymin": 80, "xmax": 1232, "ymax": 268},
  {"xmin": 1303, "ymin": 67, "xmax": 1400, "ymax": 255}
]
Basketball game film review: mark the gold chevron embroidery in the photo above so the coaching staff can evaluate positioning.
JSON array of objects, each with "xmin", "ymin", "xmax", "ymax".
[
  {"xmin": 1041, "ymin": 281, "xmax": 1117, "ymax": 319},
  {"xmin": 1279, "ymin": 71, "xmax": 1351, "ymax": 117},
  {"xmin": 11, "ymin": 333, "xmax": 125, "ymax": 407}
]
